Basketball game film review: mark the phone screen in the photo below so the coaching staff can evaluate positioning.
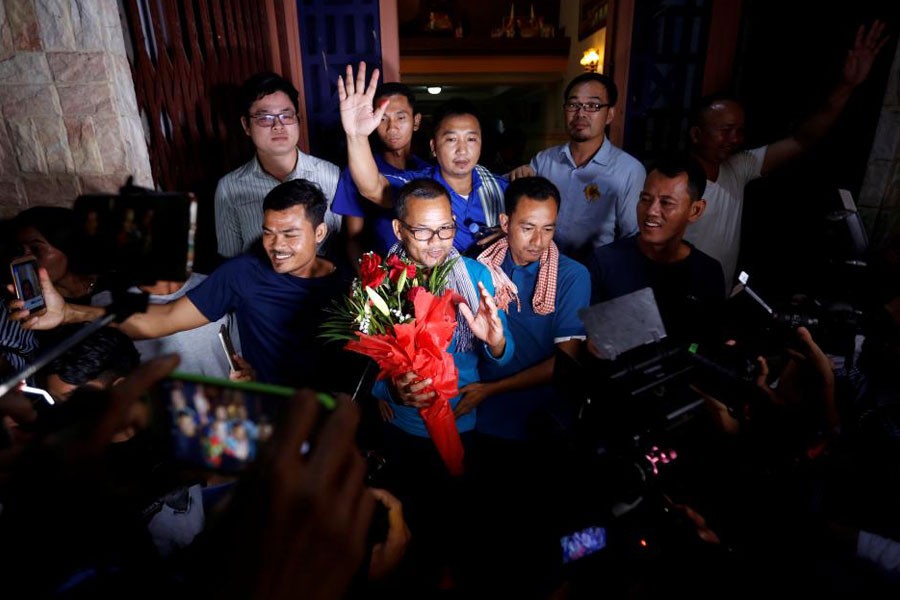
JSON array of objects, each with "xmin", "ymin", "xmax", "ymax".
[
  {"xmin": 560, "ymin": 526, "xmax": 607, "ymax": 564},
  {"xmin": 155, "ymin": 372, "xmax": 299, "ymax": 473},
  {"xmin": 11, "ymin": 257, "xmax": 46, "ymax": 313}
]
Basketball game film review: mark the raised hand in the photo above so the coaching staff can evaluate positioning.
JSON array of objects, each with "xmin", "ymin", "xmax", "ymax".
[
  {"xmin": 843, "ymin": 20, "xmax": 890, "ymax": 87},
  {"xmin": 458, "ymin": 281, "xmax": 506, "ymax": 356},
  {"xmin": 337, "ymin": 61, "xmax": 387, "ymax": 138}
]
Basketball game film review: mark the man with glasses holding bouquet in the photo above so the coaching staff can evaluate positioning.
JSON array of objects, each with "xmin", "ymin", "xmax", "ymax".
[
  {"xmin": 215, "ymin": 72, "xmax": 341, "ymax": 258},
  {"xmin": 510, "ymin": 73, "xmax": 645, "ymax": 263}
]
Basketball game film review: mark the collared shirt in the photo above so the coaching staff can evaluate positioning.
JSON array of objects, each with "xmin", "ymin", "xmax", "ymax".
[
  {"xmin": 684, "ymin": 146, "xmax": 767, "ymax": 291},
  {"xmin": 384, "ymin": 165, "xmax": 509, "ymax": 254},
  {"xmin": 332, "ymin": 153, "xmax": 430, "ymax": 255},
  {"xmin": 531, "ymin": 139, "xmax": 645, "ymax": 261},
  {"xmin": 214, "ymin": 148, "xmax": 341, "ymax": 257},
  {"xmin": 476, "ymin": 252, "xmax": 590, "ymax": 440}
]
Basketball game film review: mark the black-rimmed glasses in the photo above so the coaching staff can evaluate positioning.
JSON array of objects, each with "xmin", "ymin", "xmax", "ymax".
[
  {"xmin": 563, "ymin": 102, "xmax": 611, "ymax": 113},
  {"xmin": 400, "ymin": 221, "xmax": 457, "ymax": 241},
  {"xmin": 250, "ymin": 112, "xmax": 298, "ymax": 127}
]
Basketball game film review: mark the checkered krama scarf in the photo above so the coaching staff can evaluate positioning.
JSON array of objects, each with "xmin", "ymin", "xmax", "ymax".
[{"xmin": 476, "ymin": 237, "xmax": 559, "ymax": 315}]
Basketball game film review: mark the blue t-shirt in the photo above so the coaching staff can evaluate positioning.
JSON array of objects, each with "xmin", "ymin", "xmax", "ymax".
[
  {"xmin": 477, "ymin": 253, "xmax": 590, "ymax": 440},
  {"xmin": 332, "ymin": 153, "xmax": 431, "ymax": 255},
  {"xmin": 384, "ymin": 165, "xmax": 508, "ymax": 254},
  {"xmin": 372, "ymin": 257, "xmax": 515, "ymax": 437},
  {"xmin": 186, "ymin": 253, "xmax": 347, "ymax": 386}
]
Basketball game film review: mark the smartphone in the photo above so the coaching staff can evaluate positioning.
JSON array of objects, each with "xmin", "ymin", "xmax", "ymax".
[
  {"xmin": 152, "ymin": 372, "xmax": 335, "ymax": 474},
  {"xmin": 560, "ymin": 525, "xmax": 607, "ymax": 564},
  {"xmin": 10, "ymin": 256, "xmax": 47, "ymax": 315},
  {"xmin": 73, "ymin": 188, "xmax": 197, "ymax": 285},
  {"xmin": 218, "ymin": 324, "xmax": 237, "ymax": 372}
]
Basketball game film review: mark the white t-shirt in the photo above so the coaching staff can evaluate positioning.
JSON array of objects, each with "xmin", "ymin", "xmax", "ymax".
[{"xmin": 684, "ymin": 146, "xmax": 767, "ymax": 291}]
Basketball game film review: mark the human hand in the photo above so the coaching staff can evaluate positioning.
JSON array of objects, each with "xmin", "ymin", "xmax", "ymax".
[
  {"xmin": 506, "ymin": 164, "xmax": 535, "ymax": 180},
  {"xmin": 453, "ymin": 381, "xmax": 495, "ymax": 417},
  {"xmin": 6, "ymin": 267, "xmax": 66, "ymax": 330},
  {"xmin": 391, "ymin": 371, "xmax": 435, "ymax": 408},
  {"xmin": 337, "ymin": 61, "xmax": 387, "ymax": 139},
  {"xmin": 367, "ymin": 487, "xmax": 411, "ymax": 581},
  {"xmin": 217, "ymin": 391, "xmax": 374, "ymax": 600},
  {"xmin": 458, "ymin": 281, "xmax": 506, "ymax": 356},
  {"xmin": 842, "ymin": 20, "xmax": 889, "ymax": 87},
  {"xmin": 228, "ymin": 354, "xmax": 256, "ymax": 382},
  {"xmin": 377, "ymin": 398, "xmax": 394, "ymax": 422}
]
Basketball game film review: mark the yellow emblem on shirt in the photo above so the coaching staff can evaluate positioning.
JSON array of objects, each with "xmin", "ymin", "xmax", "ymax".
[{"xmin": 584, "ymin": 183, "xmax": 601, "ymax": 203}]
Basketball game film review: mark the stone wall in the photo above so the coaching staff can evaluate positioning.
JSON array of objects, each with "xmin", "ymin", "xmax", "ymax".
[
  {"xmin": 859, "ymin": 36, "xmax": 900, "ymax": 248},
  {"xmin": 0, "ymin": 0, "xmax": 152, "ymax": 218}
]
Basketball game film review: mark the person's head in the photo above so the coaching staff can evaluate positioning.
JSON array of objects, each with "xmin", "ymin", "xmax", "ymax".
[
  {"xmin": 430, "ymin": 98, "xmax": 482, "ymax": 180},
  {"xmin": 689, "ymin": 93, "xmax": 745, "ymax": 166},
  {"xmin": 374, "ymin": 83, "xmax": 421, "ymax": 153},
  {"xmin": 43, "ymin": 325, "xmax": 141, "ymax": 402},
  {"xmin": 14, "ymin": 206, "xmax": 83, "ymax": 284},
  {"xmin": 563, "ymin": 73, "xmax": 618, "ymax": 144},
  {"xmin": 637, "ymin": 156, "xmax": 707, "ymax": 250},
  {"xmin": 500, "ymin": 177, "xmax": 561, "ymax": 266},
  {"xmin": 262, "ymin": 179, "xmax": 328, "ymax": 277},
  {"xmin": 239, "ymin": 72, "xmax": 301, "ymax": 159},
  {"xmin": 177, "ymin": 411, "xmax": 197, "ymax": 437},
  {"xmin": 392, "ymin": 178, "xmax": 455, "ymax": 268}
]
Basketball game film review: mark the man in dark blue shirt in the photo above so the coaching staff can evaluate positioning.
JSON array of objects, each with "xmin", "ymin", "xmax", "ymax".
[
  {"xmin": 588, "ymin": 156, "xmax": 725, "ymax": 341},
  {"xmin": 10, "ymin": 179, "xmax": 346, "ymax": 388}
]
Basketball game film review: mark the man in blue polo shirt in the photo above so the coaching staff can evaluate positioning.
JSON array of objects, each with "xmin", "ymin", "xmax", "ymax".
[
  {"xmin": 455, "ymin": 176, "xmax": 589, "ymax": 439},
  {"xmin": 338, "ymin": 62, "xmax": 507, "ymax": 256},
  {"xmin": 332, "ymin": 82, "xmax": 430, "ymax": 263},
  {"xmin": 510, "ymin": 73, "xmax": 645, "ymax": 263},
  {"xmin": 458, "ymin": 176, "xmax": 590, "ymax": 594}
]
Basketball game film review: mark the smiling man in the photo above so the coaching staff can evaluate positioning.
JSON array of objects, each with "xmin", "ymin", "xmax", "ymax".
[
  {"xmin": 10, "ymin": 180, "xmax": 346, "ymax": 388},
  {"xmin": 215, "ymin": 72, "xmax": 341, "ymax": 258},
  {"xmin": 587, "ymin": 156, "xmax": 724, "ymax": 340}
]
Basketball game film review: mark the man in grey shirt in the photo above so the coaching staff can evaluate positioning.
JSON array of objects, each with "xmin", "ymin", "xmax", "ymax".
[{"xmin": 215, "ymin": 72, "xmax": 340, "ymax": 257}]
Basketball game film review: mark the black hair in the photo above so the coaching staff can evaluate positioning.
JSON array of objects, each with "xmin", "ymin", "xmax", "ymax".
[
  {"xmin": 650, "ymin": 155, "xmax": 707, "ymax": 200},
  {"xmin": 564, "ymin": 73, "xmax": 618, "ymax": 106},
  {"xmin": 504, "ymin": 176, "xmax": 561, "ymax": 216},
  {"xmin": 262, "ymin": 179, "xmax": 327, "ymax": 227},
  {"xmin": 45, "ymin": 325, "xmax": 140, "ymax": 387},
  {"xmin": 239, "ymin": 72, "xmax": 300, "ymax": 116},
  {"xmin": 394, "ymin": 178, "xmax": 450, "ymax": 221},
  {"xmin": 13, "ymin": 206, "xmax": 90, "ymax": 274},
  {"xmin": 374, "ymin": 82, "xmax": 418, "ymax": 114},
  {"xmin": 689, "ymin": 92, "xmax": 742, "ymax": 128},
  {"xmin": 431, "ymin": 98, "xmax": 482, "ymax": 137}
]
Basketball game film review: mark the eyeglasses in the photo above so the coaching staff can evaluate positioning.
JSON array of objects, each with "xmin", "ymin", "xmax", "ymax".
[
  {"xmin": 400, "ymin": 221, "xmax": 457, "ymax": 241},
  {"xmin": 563, "ymin": 102, "xmax": 611, "ymax": 113},
  {"xmin": 250, "ymin": 112, "xmax": 298, "ymax": 127}
]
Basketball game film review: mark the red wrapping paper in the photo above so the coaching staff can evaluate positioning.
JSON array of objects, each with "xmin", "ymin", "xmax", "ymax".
[{"xmin": 345, "ymin": 289, "xmax": 465, "ymax": 476}]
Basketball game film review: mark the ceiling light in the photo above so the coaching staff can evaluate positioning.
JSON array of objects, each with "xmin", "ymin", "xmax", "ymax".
[{"xmin": 427, "ymin": 86, "xmax": 442, "ymax": 95}]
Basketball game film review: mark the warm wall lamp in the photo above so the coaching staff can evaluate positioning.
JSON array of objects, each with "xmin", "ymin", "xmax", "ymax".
[{"xmin": 580, "ymin": 48, "xmax": 602, "ymax": 73}]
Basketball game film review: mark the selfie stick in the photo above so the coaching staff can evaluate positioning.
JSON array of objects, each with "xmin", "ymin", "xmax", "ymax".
[{"xmin": 0, "ymin": 292, "xmax": 149, "ymax": 399}]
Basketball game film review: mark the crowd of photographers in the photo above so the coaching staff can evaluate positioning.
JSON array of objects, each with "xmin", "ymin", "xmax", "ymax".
[{"xmin": 1, "ymin": 20, "xmax": 900, "ymax": 599}]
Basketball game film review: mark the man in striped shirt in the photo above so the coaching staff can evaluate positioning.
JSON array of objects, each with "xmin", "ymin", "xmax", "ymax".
[{"xmin": 215, "ymin": 72, "xmax": 340, "ymax": 258}]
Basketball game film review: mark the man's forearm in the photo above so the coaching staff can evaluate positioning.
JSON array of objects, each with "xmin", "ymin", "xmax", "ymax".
[
  {"xmin": 794, "ymin": 82, "xmax": 855, "ymax": 149},
  {"xmin": 346, "ymin": 135, "xmax": 392, "ymax": 208},
  {"xmin": 491, "ymin": 356, "xmax": 554, "ymax": 395},
  {"xmin": 62, "ymin": 303, "xmax": 105, "ymax": 325}
]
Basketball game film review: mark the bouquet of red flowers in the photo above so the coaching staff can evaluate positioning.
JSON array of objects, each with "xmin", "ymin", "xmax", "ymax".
[{"xmin": 321, "ymin": 252, "xmax": 465, "ymax": 475}]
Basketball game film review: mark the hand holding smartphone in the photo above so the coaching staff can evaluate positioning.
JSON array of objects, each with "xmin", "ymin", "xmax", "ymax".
[{"xmin": 10, "ymin": 256, "xmax": 46, "ymax": 315}]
